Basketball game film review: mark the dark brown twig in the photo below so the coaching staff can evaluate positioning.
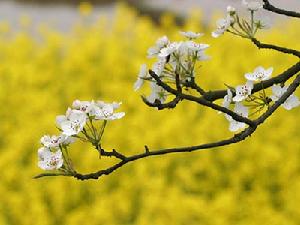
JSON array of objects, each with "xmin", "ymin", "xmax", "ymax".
[
  {"xmin": 34, "ymin": 2, "xmax": 300, "ymax": 181},
  {"xmin": 142, "ymin": 96, "xmax": 182, "ymax": 110},
  {"xmin": 201, "ymin": 62, "xmax": 300, "ymax": 102},
  {"xmin": 251, "ymin": 38, "xmax": 300, "ymax": 58},
  {"xmin": 263, "ymin": 0, "xmax": 300, "ymax": 18},
  {"xmin": 148, "ymin": 70, "xmax": 256, "ymax": 127},
  {"xmin": 100, "ymin": 148, "xmax": 127, "ymax": 161},
  {"xmin": 185, "ymin": 77, "xmax": 206, "ymax": 95},
  {"xmin": 35, "ymin": 74, "xmax": 300, "ymax": 180}
]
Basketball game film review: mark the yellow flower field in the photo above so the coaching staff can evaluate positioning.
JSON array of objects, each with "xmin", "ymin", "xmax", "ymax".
[{"xmin": 0, "ymin": 3, "xmax": 300, "ymax": 225}]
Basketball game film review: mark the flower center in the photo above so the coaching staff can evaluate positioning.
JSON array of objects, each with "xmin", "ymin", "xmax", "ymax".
[
  {"xmin": 49, "ymin": 156, "xmax": 59, "ymax": 167},
  {"xmin": 102, "ymin": 109, "xmax": 113, "ymax": 118},
  {"xmin": 238, "ymin": 86, "xmax": 249, "ymax": 96}
]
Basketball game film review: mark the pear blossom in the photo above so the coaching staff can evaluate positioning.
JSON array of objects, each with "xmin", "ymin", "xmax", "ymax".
[
  {"xmin": 225, "ymin": 102, "xmax": 249, "ymax": 132},
  {"xmin": 147, "ymin": 82, "xmax": 167, "ymax": 104},
  {"xmin": 227, "ymin": 6, "xmax": 236, "ymax": 15},
  {"xmin": 242, "ymin": 0, "xmax": 263, "ymax": 11},
  {"xmin": 233, "ymin": 81, "xmax": 253, "ymax": 102},
  {"xmin": 180, "ymin": 31, "xmax": 203, "ymax": 39},
  {"xmin": 168, "ymin": 54, "xmax": 178, "ymax": 70},
  {"xmin": 41, "ymin": 134, "xmax": 74, "ymax": 148},
  {"xmin": 212, "ymin": 16, "xmax": 232, "ymax": 38},
  {"xmin": 73, "ymin": 100, "xmax": 117, "ymax": 118},
  {"xmin": 159, "ymin": 42, "xmax": 182, "ymax": 58},
  {"xmin": 56, "ymin": 109, "xmax": 87, "ymax": 136},
  {"xmin": 176, "ymin": 42, "xmax": 189, "ymax": 56},
  {"xmin": 156, "ymin": 36, "xmax": 169, "ymax": 46},
  {"xmin": 147, "ymin": 36, "xmax": 169, "ymax": 58},
  {"xmin": 223, "ymin": 89, "xmax": 233, "ymax": 108},
  {"xmin": 72, "ymin": 100, "xmax": 95, "ymax": 114},
  {"xmin": 92, "ymin": 102, "xmax": 125, "ymax": 120},
  {"xmin": 270, "ymin": 85, "xmax": 300, "ymax": 110},
  {"xmin": 218, "ymin": 89, "xmax": 233, "ymax": 114},
  {"xmin": 38, "ymin": 147, "xmax": 64, "ymax": 170},
  {"xmin": 96, "ymin": 101, "xmax": 122, "ymax": 110},
  {"xmin": 197, "ymin": 51, "xmax": 211, "ymax": 61},
  {"xmin": 245, "ymin": 66, "xmax": 273, "ymax": 81},
  {"xmin": 152, "ymin": 58, "xmax": 166, "ymax": 77},
  {"xmin": 140, "ymin": 33, "xmax": 210, "ymax": 90},
  {"xmin": 134, "ymin": 64, "xmax": 149, "ymax": 91},
  {"xmin": 185, "ymin": 41, "xmax": 210, "ymax": 52}
]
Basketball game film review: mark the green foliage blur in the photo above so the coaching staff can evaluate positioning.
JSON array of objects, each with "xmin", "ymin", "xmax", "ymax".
[{"xmin": 0, "ymin": 3, "xmax": 300, "ymax": 225}]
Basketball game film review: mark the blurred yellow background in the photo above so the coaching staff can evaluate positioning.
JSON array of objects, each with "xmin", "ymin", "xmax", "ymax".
[{"xmin": 0, "ymin": 2, "xmax": 300, "ymax": 225}]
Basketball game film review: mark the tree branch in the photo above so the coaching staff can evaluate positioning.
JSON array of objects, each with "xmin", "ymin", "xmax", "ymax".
[
  {"xmin": 72, "ymin": 126, "xmax": 257, "ymax": 180},
  {"xmin": 148, "ymin": 70, "xmax": 256, "ymax": 127},
  {"xmin": 185, "ymin": 77, "xmax": 206, "ymax": 95},
  {"xmin": 201, "ymin": 62, "xmax": 300, "ymax": 102},
  {"xmin": 251, "ymin": 38, "xmax": 300, "ymax": 58},
  {"xmin": 34, "ymin": 2, "xmax": 300, "ymax": 181},
  {"xmin": 142, "ymin": 95, "xmax": 182, "ymax": 110},
  {"xmin": 100, "ymin": 148, "xmax": 127, "ymax": 161},
  {"xmin": 34, "ymin": 172, "xmax": 73, "ymax": 179},
  {"xmin": 35, "ymin": 73, "xmax": 300, "ymax": 180},
  {"xmin": 263, "ymin": 0, "xmax": 300, "ymax": 18},
  {"xmin": 255, "ymin": 74, "xmax": 300, "ymax": 124}
]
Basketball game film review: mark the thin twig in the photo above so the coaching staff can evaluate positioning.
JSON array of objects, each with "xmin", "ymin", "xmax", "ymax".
[
  {"xmin": 100, "ymin": 148, "xmax": 127, "ymax": 161},
  {"xmin": 201, "ymin": 62, "xmax": 300, "ymax": 102},
  {"xmin": 185, "ymin": 77, "xmax": 206, "ymax": 95},
  {"xmin": 142, "ymin": 95, "xmax": 181, "ymax": 110},
  {"xmin": 34, "ymin": 2, "xmax": 300, "ymax": 181},
  {"xmin": 36, "ymin": 74, "xmax": 300, "ymax": 180},
  {"xmin": 149, "ymin": 70, "xmax": 256, "ymax": 127},
  {"xmin": 263, "ymin": 0, "xmax": 300, "ymax": 18},
  {"xmin": 251, "ymin": 38, "xmax": 300, "ymax": 58},
  {"xmin": 73, "ymin": 126, "xmax": 256, "ymax": 180},
  {"xmin": 255, "ymin": 74, "xmax": 300, "ymax": 124}
]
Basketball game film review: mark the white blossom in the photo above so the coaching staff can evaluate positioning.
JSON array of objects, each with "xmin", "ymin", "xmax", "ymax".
[
  {"xmin": 159, "ymin": 42, "xmax": 182, "ymax": 58},
  {"xmin": 96, "ymin": 101, "xmax": 122, "ymax": 110},
  {"xmin": 242, "ymin": 0, "xmax": 263, "ymax": 11},
  {"xmin": 225, "ymin": 102, "xmax": 249, "ymax": 132},
  {"xmin": 223, "ymin": 89, "xmax": 233, "ymax": 108},
  {"xmin": 152, "ymin": 58, "xmax": 166, "ymax": 77},
  {"xmin": 156, "ymin": 36, "xmax": 169, "ymax": 48},
  {"xmin": 180, "ymin": 31, "xmax": 203, "ymax": 39},
  {"xmin": 92, "ymin": 102, "xmax": 125, "ymax": 120},
  {"xmin": 38, "ymin": 147, "xmax": 64, "ymax": 170},
  {"xmin": 245, "ymin": 66, "xmax": 273, "ymax": 82},
  {"xmin": 41, "ymin": 134, "xmax": 74, "ymax": 148},
  {"xmin": 72, "ymin": 100, "xmax": 94, "ymax": 114},
  {"xmin": 212, "ymin": 16, "xmax": 232, "ymax": 38},
  {"xmin": 168, "ymin": 54, "xmax": 178, "ymax": 71},
  {"xmin": 270, "ymin": 85, "xmax": 300, "ymax": 110},
  {"xmin": 233, "ymin": 81, "xmax": 253, "ymax": 102},
  {"xmin": 176, "ymin": 42, "xmax": 189, "ymax": 56},
  {"xmin": 227, "ymin": 6, "xmax": 236, "ymax": 15},
  {"xmin": 147, "ymin": 82, "xmax": 167, "ymax": 104},
  {"xmin": 134, "ymin": 64, "xmax": 149, "ymax": 91},
  {"xmin": 218, "ymin": 89, "xmax": 233, "ymax": 114},
  {"xmin": 197, "ymin": 51, "xmax": 211, "ymax": 61},
  {"xmin": 56, "ymin": 109, "xmax": 87, "ymax": 136},
  {"xmin": 185, "ymin": 41, "xmax": 209, "ymax": 52},
  {"xmin": 147, "ymin": 36, "xmax": 170, "ymax": 58}
]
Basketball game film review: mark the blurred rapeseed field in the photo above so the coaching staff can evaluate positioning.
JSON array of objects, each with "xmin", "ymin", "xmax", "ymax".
[{"xmin": 0, "ymin": 3, "xmax": 300, "ymax": 225}]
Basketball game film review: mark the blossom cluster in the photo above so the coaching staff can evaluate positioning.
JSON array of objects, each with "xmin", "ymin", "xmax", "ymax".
[
  {"xmin": 212, "ymin": 0, "xmax": 271, "ymax": 39},
  {"xmin": 222, "ymin": 66, "xmax": 300, "ymax": 132},
  {"xmin": 135, "ymin": 27, "xmax": 300, "ymax": 133},
  {"xmin": 134, "ymin": 31, "xmax": 210, "ymax": 103},
  {"xmin": 38, "ymin": 100, "xmax": 125, "ymax": 171}
]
